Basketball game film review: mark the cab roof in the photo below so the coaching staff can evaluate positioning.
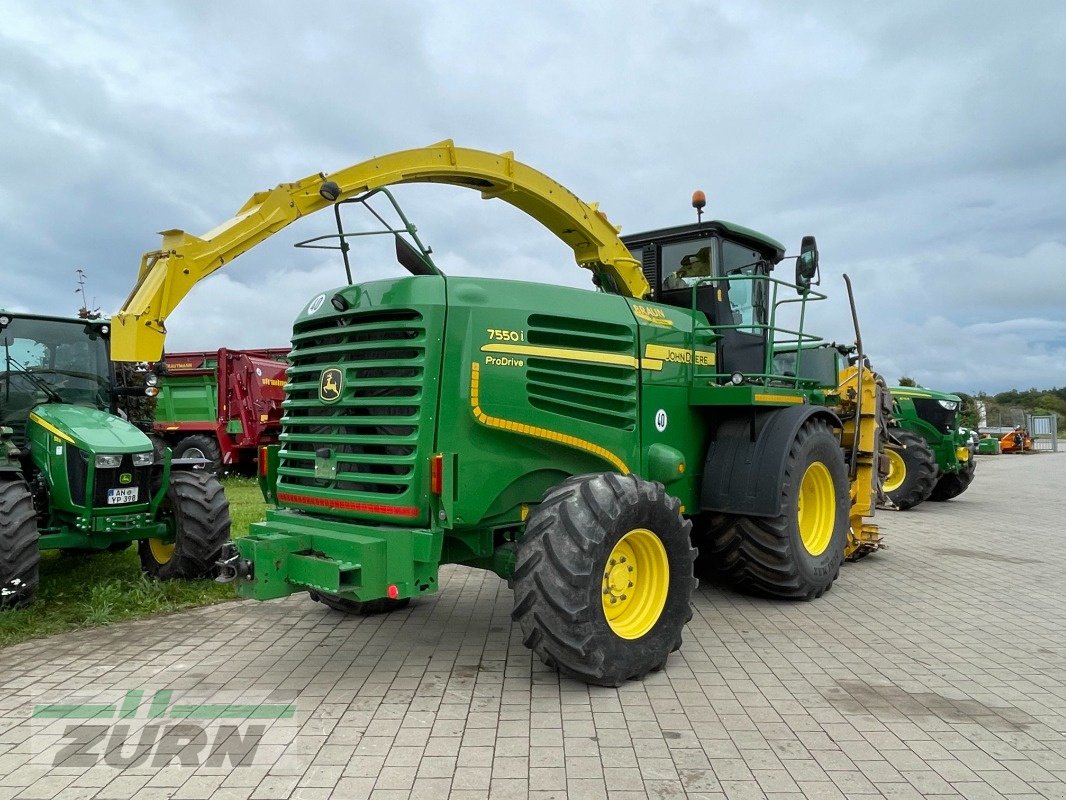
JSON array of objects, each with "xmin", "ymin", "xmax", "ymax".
[
  {"xmin": 621, "ymin": 221, "xmax": 787, "ymax": 264},
  {"xmin": 0, "ymin": 310, "xmax": 110, "ymax": 328}
]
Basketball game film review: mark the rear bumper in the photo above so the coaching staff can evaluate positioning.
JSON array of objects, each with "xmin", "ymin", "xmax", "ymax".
[{"xmin": 233, "ymin": 509, "xmax": 444, "ymax": 602}]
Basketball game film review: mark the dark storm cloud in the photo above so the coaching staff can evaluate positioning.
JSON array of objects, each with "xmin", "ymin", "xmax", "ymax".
[{"xmin": 2, "ymin": 0, "xmax": 1064, "ymax": 392}]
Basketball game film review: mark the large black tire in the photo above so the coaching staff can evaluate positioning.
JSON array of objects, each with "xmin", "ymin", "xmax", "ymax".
[
  {"xmin": 929, "ymin": 454, "xmax": 976, "ymax": 501},
  {"xmin": 139, "ymin": 471, "xmax": 230, "ymax": 580},
  {"xmin": 147, "ymin": 435, "xmax": 167, "ymax": 464},
  {"xmin": 0, "ymin": 480, "xmax": 40, "ymax": 609},
  {"xmin": 511, "ymin": 473, "xmax": 696, "ymax": 687},
  {"xmin": 172, "ymin": 435, "xmax": 223, "ymax": 476},
  {"xmin": 704, "ymin": 418, "xmax": 849, "ymax": 600},
  {"xmin": 309, "ymin": 591, "xmax": 411, "ymax": 615},
  {"xmin": 691, "ymin": 512, "xmax": 730, "ymax": 584},
  {"xmin": 883, "ymin": 428, "xmax": 937, "ymax": 510}
]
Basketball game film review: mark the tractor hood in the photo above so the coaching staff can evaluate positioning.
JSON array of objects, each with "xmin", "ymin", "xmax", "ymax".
[
  {"xmin": 28, "ymin": 404, "xmax": 153, "ymax": 454},
  {"xmin": 890, "ymin": 386, "xmax": 961, "ymax": 403}
]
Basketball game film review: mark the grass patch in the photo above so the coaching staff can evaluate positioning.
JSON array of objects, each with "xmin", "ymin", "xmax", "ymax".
[{"xmin": 0, "ymin": 475, "xmax": 267, "ymax": 649}]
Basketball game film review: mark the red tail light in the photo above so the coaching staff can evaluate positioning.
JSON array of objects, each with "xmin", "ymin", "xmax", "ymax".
[
  {"xmin": 258, "ymin": 446, "xmax": 269, "ymax": 477},
  {"xmin": 430, "ymin": 453, "xmax": 443, "ymax": 495}
]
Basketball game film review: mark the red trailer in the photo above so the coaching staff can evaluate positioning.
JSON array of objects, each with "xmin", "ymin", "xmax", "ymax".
[{"xmin": 153, "ymin": 348, "xmax": 289, "ymax": 473}]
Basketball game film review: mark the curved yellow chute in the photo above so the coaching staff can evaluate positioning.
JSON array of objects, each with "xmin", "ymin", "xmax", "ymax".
[{"xmin": 112, "ymin": 140, "xmax": 647, "ymax": 361}]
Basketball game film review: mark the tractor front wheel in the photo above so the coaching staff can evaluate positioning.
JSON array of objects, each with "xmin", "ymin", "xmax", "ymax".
[
  {"xmin": 309, "ymin": 592, "xmax": 411, "ymax": 615},
  {"xmin": 882, "ymin": 428, "xmax": 937, "ymax": 510},
  {"xmin": 705, "ymin": 418, "xmax": 849, "ymax": 600},
  {"xmin": 928, "ymin": 454, "xmax": 976, "ymax": 501},
  {"xmin": 0, "ymin": 480, "xmax": 39, "ymax": 609},
  {"xmin": 512, "ymin": 473, "xmax": 696, "ymax": 687},
  {"xmin": 139, "ymin": 471, "xmax": 230, "ymax": 580}
]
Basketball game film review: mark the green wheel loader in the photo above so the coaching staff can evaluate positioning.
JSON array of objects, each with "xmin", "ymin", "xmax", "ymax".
[
  {"xmin": 883, "ymin": 387, "xmax": 975, "ymax": 509},
  {"xmin": 0, "ymin": 312, "xmax": 230, "ymax": 608},
  {"xmin": 111, "ymin": 142, "xmax": 886, "ymax": 686}
]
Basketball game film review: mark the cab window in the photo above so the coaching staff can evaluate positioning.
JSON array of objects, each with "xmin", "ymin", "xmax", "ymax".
[
  {"xmin": 720, "ymin": 240, "xmax": 765, "ymax": 332},
  {"xmin": 662, "ymin": 241, "xmax": 715, "ymax": 290}
]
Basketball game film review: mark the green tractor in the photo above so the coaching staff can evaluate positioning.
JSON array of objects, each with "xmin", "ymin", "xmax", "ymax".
[
  {"xmin": 882, "ymin": 386, "xmax": 976, "ymax": 510},
  {"xmin": 0, "ymin": 311, "xmax": 231, "ymax": 608},
  {"xmin": 112, "ymin": 143, "xmax": 885, "ymax": 686}
]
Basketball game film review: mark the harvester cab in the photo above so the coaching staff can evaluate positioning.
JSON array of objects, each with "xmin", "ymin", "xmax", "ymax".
[
  {"xmin": 111, "ymin": 142, "xmax": 888, "ymax": 685},
  {"xmin": 0, "ymin": 311, "xmax": 230, "ymax": 608}
]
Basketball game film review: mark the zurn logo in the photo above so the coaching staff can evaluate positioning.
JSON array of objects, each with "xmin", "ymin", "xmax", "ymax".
[{"xmin": 31, "ymin": 689, "xmax": 297, "ymax": 768}]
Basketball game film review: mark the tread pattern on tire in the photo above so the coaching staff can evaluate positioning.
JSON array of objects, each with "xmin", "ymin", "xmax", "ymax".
[
  {"xmin": 0, "ymin": 480, "xmax": 40, "ymax": 609},
  {"xmin": 702, "ymin": 419, "xmax": 847, "ymax": 601},
  {"xmin": 928, "ymin": 454, "xmax": 976, "ymax": 501},
  {"xmin": 511, "ymin": 473, "xmax": 696, "ymax": 687},
  {"xmin": 140, "ymin": 471, "xmax": 230, "ymax": 580},
  {"xmin": 884, "ymin": 428, "xmax": 938, "ymax": 510}
]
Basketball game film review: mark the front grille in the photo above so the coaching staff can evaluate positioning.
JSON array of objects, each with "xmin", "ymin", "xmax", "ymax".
[
  {"xmin": 911, "ymin": 398, "xmax": 956, "ymax": 433},
  {"xmin": 67, "ymin": 448, "xmax": 88, "ymax": 506},
  {"xmin": 65, "ymin": 449, "xmax": 151, "ymax": 508},
  {"xmin": 92, "ymin": 455, "xmax": 152, "ymax": 507},
  {"xmin": 278, "ymin": 309, "xmax": 428, "ymax": 514}
]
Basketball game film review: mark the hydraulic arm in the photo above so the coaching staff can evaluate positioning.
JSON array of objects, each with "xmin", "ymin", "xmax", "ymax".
[{"xmin": 112, "ymin": 140, "xmax": 647, "ymax": 361}]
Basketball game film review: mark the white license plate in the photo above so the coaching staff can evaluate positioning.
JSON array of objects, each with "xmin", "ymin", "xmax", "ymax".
[{"xmin": 107, "ymin": 487, "xmax": 139, "ymax": 505}]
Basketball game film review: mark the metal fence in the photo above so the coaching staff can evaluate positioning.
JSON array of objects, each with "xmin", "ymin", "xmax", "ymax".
[{"xmin": 1028, "ymin": 414, "xmax": 1059, "ymax": 452}]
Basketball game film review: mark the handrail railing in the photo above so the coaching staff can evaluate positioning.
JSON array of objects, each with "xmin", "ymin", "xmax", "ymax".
[{"xmin": 687, "ymin": 273, "xmax": 828, "ymax": 389}]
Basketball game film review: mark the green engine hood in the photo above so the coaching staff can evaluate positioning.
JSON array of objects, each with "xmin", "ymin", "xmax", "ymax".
[
  {"xmin": 29, "ymin": 404, "xmax": 152, "ymax": 454},
  {"xmin": 890, "ymin": 386, "xmax": 962, "ymax": 403}
]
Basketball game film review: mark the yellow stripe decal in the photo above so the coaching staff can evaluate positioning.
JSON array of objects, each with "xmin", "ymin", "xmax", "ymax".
[
  {"xmin": 480, "ymin": 343, "xmax": 638, "ymax": 369},
  {"xmin": 470, "ymin": 362, "xmax": 630, "ymax": 474},
  {"xmin": 643, "ymin": 344, "xmax": 716, "ymax": 367},
  {"xmin": 28, "ymin": 413, "xmax": 75, "ymax": 444},
  {"xmin": 753, "ymin": 393, "xmax": 805, "ymax": 405}
]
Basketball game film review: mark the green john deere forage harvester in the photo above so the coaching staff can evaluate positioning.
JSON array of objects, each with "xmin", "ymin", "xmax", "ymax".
[
  {"xmin": 110, "ymin": 142, "xmax": 886, "ymax": 686},
  {"xmin": 0, "ymin": 312, "xmax": 230, "ymax": 607},
  {"xmin": 882, "ymin": 386, "xmax": 976, "ymax": 510}
]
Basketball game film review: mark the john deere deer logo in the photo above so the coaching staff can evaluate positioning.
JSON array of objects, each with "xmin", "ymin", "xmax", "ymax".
[{"xmin": 319, "ymin": 368, "xmax": 343, "ymax": 403}]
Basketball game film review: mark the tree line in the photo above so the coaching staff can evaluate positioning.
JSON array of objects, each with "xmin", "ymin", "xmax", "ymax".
[{"xmin": 899, "ymin": 377, "xmax": 1065, "ymax": 429}]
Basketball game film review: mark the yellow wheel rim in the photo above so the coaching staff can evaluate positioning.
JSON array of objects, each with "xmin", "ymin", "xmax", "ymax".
[
  {"xmin": 883, "ymin": 448, "xmax": 906, "ymax": 493},
  {"xmin": 797, "ymin": 462, "xmax": 835, "ymax": 557},
  {"xmin": 601, "ymin": 527, "xmax": 669, "ymax": 640},
  {"xmin": 149, "ymin": 538, "xmax": 175, "ymax": 565}
]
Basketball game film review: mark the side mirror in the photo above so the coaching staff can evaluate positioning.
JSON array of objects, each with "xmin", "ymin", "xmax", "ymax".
[{"xmin": 795, "ymin": 235, "xmax": 819, "ymax": 295}]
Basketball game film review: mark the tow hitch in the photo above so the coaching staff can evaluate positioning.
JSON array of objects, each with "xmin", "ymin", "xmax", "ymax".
[{"xmin": 216, "ymin": 542, "xmax": 253, "ymax": 583}]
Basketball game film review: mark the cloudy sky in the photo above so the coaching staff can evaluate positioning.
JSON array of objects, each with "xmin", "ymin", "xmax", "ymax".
[{"xmin": 3, "ymin": 1, "xmax": 1064, "ymax": 393}]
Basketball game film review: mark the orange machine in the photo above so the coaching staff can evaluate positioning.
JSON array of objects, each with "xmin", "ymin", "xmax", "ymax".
[{"xmin": 1000, "ymin": 428, "xmax": 1033, "ymax": 453}]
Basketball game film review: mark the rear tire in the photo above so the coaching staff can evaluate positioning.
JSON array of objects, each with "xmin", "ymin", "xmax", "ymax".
[
  {"xmin": 139, "ymin": 471, "xmax": 230, "ymax": 580},
  {"xmin": 928, "ymin": 455, "xmax": 976, "ymax": 501},
  {"xmin": 148, "ymin": 435, "xmax": 167, "ymax": 464},
  {"xmin": 309, "ymin": 592, "xmax": 411, "ymax": 615},
  {"xmin": 511, "ymin": 473, "xmax": 696, "ymax": 687},
  {"xmin": 882, "ymin": 428, "xmax": 937, "ymax": 510},
  {"xmin": 0, "ymin": 480, "xmax": 39, "ymax": 609},
  {"xmin": 691, "ymin": 512, "xmax": 730, "ymax": 584},
  {"xmin": 705, "ymin": 418, "xmax": 848, "ymax": 600},
  {"xmin": 172, "ymin": 435, "xmax": 222, "ymax": 476}
]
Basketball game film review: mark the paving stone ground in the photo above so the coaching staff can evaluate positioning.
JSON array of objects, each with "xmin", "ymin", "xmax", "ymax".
[{"xmin": 1, "ymin": 453, "xmax": 1064, "ymax": 799}]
